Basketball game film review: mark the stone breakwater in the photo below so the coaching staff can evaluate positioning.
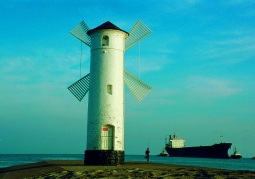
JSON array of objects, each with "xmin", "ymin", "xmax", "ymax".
[{"xmin": 1, "ymin": 161, "xmax": 255, "ymax": 179}]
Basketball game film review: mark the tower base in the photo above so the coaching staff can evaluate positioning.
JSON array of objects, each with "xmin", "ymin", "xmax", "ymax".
[{"xmin": 84, "ymin": 150, "xmax": 124, "ymax": 166}]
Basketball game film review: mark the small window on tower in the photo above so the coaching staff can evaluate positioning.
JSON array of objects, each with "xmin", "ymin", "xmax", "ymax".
[
  {"xmin": 107, "ymin": 85, "xmax": 112, "ymax": 95},
  {"xmin": 102, "ymin": 35, "xmax": 109, "ymax": 46}
]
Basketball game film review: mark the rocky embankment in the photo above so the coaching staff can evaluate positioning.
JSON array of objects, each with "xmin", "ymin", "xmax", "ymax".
[{"xmin": 0, "ymin": 161, "xmax": 255, "ymax": 179}]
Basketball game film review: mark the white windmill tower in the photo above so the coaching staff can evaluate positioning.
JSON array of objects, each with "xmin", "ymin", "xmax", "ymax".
[{"xmin": 68, "ymin": 20, "xmax": 152, "ymax": 165}]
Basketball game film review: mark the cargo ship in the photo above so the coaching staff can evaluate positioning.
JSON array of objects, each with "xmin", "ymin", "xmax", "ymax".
[{"xmin": 165, "ymin": 133, "xmax": 232, "ymax": 159}]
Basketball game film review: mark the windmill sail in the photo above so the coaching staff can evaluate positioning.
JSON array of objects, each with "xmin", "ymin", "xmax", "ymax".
[
  {"xmin": 68, "ymin": 73, "xmax": 90, "ymax": 101},
  {"xmin": 70, "ymin": 21, "xmax": 91, "ymax": 47},
  {"xmin": 124, "ymin": 70, "xmax": 152, "ymax": 102},
  {"xmin": 125, "ymin": 20, "xmax": 152, "ymax": 50},
  {"xmin": 68, "ymin": 20, "xmax": 152, "ymax": 102}
]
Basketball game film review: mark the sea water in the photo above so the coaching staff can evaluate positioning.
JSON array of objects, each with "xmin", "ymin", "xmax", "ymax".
[
  {"xmin": 0, "ymin": 154, "xmax": 255, "ymax": 171},
  {"xmin": 0, "ymin": 154, "xmax": 83, "ymax": 168},
  {"xmin": 126, "ymin": 155, "xmax": 255, "ymax": 171}
]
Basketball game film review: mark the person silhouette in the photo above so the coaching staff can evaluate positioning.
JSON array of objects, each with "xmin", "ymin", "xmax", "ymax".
[{"xmin": 145, "ymin": 148, "xmax": 150, "ymax": 162}]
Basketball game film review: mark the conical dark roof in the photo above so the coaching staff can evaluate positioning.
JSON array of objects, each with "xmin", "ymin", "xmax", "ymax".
[{"xmin": 87, "ymin": 21, "xmax": 128, "ymax": 35}]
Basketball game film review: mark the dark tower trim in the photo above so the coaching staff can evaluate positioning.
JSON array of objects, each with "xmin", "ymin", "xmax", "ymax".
[{"xmin": 84, "ymin": 150, "xmax": 124, "ymax": 165}]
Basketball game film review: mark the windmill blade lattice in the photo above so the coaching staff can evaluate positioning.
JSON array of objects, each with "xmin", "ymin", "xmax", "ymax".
[
  {"xmin": 124, "ymin": 70, "xmax": 152, "ymax": 102},
  {"xmin": 125, "ymin": 20, "xmax": 152, "ymax": 50},
  {"xmin": 67, "ymin": 73, "xmax": 90, "ymax": 101},
  {"xmin": 70, "ymin": 21, "xmax": 91, "ymax": 47}
]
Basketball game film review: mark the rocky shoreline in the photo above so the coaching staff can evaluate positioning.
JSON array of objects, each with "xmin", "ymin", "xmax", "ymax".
[{"xmin": 0, "ymin": 160, "xmax": 255, "ymax": 179}]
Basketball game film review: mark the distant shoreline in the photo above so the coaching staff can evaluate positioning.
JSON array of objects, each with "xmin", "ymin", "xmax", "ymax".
[{"xmin": 1, "ymin": 160, "xmax": 255, "ymax": 179}]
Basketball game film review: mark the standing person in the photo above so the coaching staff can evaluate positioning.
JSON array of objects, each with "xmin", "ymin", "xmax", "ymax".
[{"xmin": 145, "ymin": 148, "xmax": 150, "ymax": 162}]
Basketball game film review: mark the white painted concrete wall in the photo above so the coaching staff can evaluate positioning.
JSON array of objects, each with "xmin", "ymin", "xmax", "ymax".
[{"xmin": 86, "ymin": 29, "xmax": 128, "ymax": 151}]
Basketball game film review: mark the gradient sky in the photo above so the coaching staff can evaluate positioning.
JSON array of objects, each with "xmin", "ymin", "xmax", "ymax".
[{"xmin": 1, "ymin": 0, "xmax": 255, "ymax": 157}]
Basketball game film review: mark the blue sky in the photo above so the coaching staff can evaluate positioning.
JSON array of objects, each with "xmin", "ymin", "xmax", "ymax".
[{"xmin": 0, "ymin": 0, "xmax": 254, "ymax": 157}]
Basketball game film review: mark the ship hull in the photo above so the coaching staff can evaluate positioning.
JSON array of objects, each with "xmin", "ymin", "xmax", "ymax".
[
  {"xmin": 157, "ymin": 153, "xmax": 168, "ymax": 157},
  {"xmin": 165, "ymin": 143, "xmax": 232, "ymax": 159},
  {"xmin": 230, "ymin": 155, "xmax": 242, "ymax": 159}
]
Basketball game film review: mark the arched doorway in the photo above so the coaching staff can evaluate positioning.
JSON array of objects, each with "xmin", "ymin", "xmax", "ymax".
[{"xmin": 101, "ymin": 125, "xmax": 114, "ymax": 150}]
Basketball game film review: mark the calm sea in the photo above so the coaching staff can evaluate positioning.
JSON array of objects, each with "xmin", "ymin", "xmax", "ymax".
[{"xmin": 0, "ymin": 154, "xmax": 254, "ymax": 171}]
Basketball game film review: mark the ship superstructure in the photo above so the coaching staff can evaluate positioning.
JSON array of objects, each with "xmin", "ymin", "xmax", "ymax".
[{"xmin": 166, "ymin": 133, "xmax": 185, "ymax": 148}]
